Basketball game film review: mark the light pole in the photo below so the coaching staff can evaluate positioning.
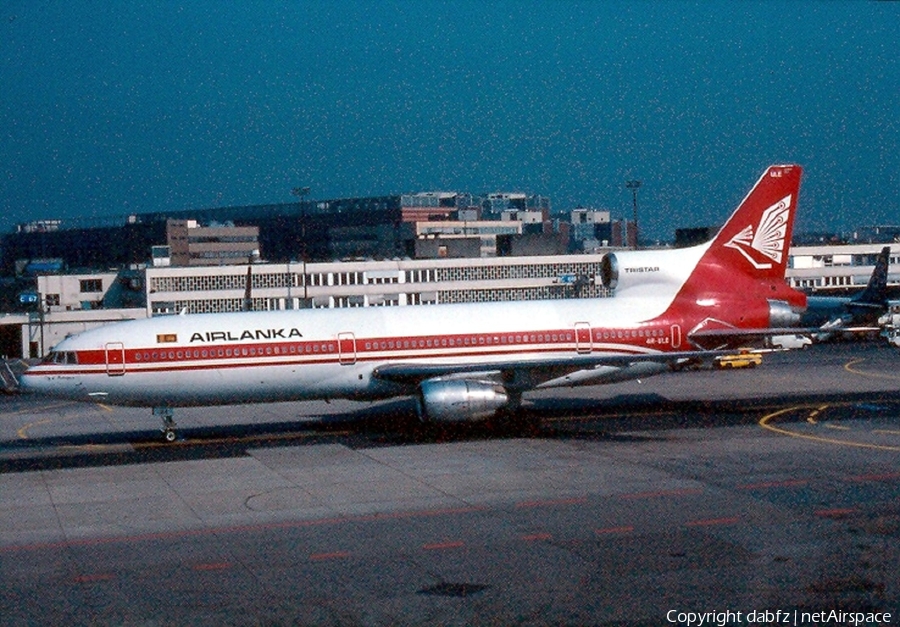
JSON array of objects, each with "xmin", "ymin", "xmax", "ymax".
[
  {"xmin": 625, "ymin": 180, "xmax": 642, "ymax": 250},
  {"xmin": 291, "ymin": 187, "xmax": 311, "ymax": 307}
]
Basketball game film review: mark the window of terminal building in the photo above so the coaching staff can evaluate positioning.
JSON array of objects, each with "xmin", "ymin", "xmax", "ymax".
[
  {"xmin": 152, "ymin": 301, "xmax": 176, "ymax": 316},
  {"xmin": 80, "ymin": 279, "xmax": 103, "ymax": 293}
]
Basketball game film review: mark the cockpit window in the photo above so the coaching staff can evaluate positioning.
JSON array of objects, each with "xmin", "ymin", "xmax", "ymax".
[{"xmin": 40, "ymin": 351, "xmax": 78, "ymax": 365}]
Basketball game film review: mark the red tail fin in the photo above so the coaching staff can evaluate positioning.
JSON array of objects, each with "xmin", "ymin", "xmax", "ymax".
[
  {"xmin": 703, "ymin": 164, "xmax": 802, "ymax": 282},
  {"xmin": 668, "ymin": 165, "xmax": 806, "ymax": 334}
]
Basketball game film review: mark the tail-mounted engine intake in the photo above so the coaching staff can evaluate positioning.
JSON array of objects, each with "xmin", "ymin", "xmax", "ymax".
[
  {"xmin": 416, "ymin": 379, "xmax": 509, "ymax": 423},
  {"xmin": 768, "ymin": 299, "xmax": 801, "ymax": 328},
  {"xmin": 600, "ymin": 253, "xmax": 618, "ymax": 290}
]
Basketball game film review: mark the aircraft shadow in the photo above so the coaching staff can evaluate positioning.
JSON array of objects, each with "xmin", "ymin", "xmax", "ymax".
[{"xmin": 4, "ymin": 389, "xmax": 900, "ymax": 473}]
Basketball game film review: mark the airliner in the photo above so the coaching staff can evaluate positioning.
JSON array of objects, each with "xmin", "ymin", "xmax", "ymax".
[
  {"xmin": 806, "ymin": 246, "xmax": 891, "ymax": 333},
  {"xmin": 21, "ymin": 165, "xmax": 807, "ymax": 441},
  {"xmin": 768, "ymin": 246, "xmax": 890, "ymax": 348}
]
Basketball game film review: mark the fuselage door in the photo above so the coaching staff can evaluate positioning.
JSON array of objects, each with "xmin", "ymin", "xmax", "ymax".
[
  {"xmin": 575, "ymin": 322, "xmax": 592, "ymax": 354},
  {"xmin": 338, "ymin": 332, "xmax": 357, "ymax": 365},
  {"xmin": 105, "ymin": 342, "xmax": 126, "ymax": 376},
  {"xmin": 670, "ymin": 324, "xmax": 682, "ymax": 349}
]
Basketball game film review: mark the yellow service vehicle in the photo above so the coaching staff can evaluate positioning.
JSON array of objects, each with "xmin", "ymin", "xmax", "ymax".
[{"xmin": 714, "ymin": 349, "xmax": 762, "ymax": 369}]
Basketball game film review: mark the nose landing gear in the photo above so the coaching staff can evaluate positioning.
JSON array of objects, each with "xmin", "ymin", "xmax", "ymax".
[{"xmin": 153, "ymin": 406, "xmax": 178, "ymax": 442}]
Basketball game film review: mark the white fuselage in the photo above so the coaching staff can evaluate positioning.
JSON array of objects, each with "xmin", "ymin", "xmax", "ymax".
[{"xmin": 21, "ymin": 246, "xmax": 703, "ymax": 408}]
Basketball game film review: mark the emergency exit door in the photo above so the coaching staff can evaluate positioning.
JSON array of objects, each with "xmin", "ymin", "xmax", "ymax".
[
  {"xmin": 105, "ymin": 342, "xmax": 126, "ymax": 376},
  {"xmin": 338, "ymin": 332, "xmax": 357, "ymax": 365}
]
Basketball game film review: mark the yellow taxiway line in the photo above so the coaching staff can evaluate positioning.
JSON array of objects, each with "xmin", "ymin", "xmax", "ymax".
[
  {"xmin": 844, "ymin": 357, "xmax": 900, "ymax": 382},
  {"xmin": 759, "ymin": 405, "xmax": 900, "ymax": 453}
]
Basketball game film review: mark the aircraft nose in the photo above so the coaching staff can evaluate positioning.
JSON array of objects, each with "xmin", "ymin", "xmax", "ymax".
[{"xmin": 3, "ymin": 359, "xmax": 31, "ymax": 394}]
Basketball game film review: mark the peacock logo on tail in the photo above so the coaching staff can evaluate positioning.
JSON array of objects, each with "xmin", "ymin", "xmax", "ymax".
[{"xmin": 724, "ymin": 195, "xmax": 792, "ymax": 270}]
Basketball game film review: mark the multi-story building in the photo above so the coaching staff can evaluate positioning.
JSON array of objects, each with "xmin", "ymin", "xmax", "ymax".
[
  {"xmin": 413, "ymin": 221, "xmax": 523, "ymax": 257},
  {"xmin": 143, "ymin": 254, "xmax": 614, "ymax": 317},
  {"xmin": 788, "ymin": 244, "xmax": 900, "ymax": 292},
  {"xmin": 166, "ymin": 219, "xmax": 260, "ymax": 266},
  {"xmin": 570, "ymin": 209, "xmax": 613, "ymax": 251}
]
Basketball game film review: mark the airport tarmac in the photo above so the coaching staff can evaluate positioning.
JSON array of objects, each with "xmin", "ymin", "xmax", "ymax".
[{"xmin": 1, "ymin": 342, "xmax": 899, "ymax": 625}]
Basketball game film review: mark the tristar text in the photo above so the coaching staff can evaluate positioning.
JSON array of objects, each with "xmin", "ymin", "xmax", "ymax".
[
  {"xmin": 189, "ymin": 328, "xmax": 304, "ymax": 343},
  {"xmin": 624, "ymin": 266, "xmax": 660, "ymax": 273}
]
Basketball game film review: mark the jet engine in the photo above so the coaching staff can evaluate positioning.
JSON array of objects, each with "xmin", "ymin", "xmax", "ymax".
[
  {"xmin": 416, "ymin": 379, "xmax": 509, "ymax": 423},
  {"xmin": 599, "ymin": 253, "xmax": 618, "ymax": 290},
  {"xmin": 768, "ymin": 299, "xmax": 802, "ymax": 327}
]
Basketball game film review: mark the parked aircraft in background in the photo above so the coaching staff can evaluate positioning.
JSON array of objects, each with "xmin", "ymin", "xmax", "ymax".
[
  {"xmin": 807, "ymin": 246, "xmax": 890, "ymax": 334},
  {"xmin": 767, "ymin": 247, "xmax": 889, "ymax": 349},
  {"xmin": 21, "ymin": 165, "xmax": 807, "ymax": 441}
]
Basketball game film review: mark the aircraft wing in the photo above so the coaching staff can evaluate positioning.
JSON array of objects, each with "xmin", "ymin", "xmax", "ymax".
[
  {"xmin": 688, "ymin": 324, "xmax": 883, "ymax": 349},
  {"xmin": 372, "ymin": 349, "xmax": 725, "ymax": 387},
  {"xmin": 686, "ymin": 326, "xmax": 817, "ymax": 350}
]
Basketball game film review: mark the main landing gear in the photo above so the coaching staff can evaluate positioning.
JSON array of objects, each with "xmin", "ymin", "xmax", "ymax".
[{"xmin": 153, "ymin": 406, "xmax": 178, "ymax": 442}]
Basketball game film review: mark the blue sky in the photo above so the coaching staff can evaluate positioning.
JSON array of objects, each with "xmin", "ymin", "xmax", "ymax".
[{"xmin": 2, "ymin": 1, "xmax": 898, "ymax": 241}]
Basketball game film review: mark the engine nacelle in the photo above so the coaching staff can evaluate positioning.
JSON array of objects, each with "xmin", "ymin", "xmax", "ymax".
[
  {"xmin": 768, "ymin": 299, "xmax": 801, "ymax": 327},
  {"xmin": 600, "ymin": 253, "xmax": 619, "ymax": 290},
  {"xmin": 416, "ymin": 379, "xmax": 509, "ymax": 423}
]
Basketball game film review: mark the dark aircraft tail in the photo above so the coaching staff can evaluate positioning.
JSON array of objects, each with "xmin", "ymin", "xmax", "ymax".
[{"xmin": 850, "ymin": 246, "xmax": 890, "ymax": 311}]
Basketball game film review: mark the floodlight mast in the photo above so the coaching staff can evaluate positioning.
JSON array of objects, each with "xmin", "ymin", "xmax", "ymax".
[
  {"xmin": 625, "ymin": 179, "xmax": 642, "ymax": 250},
  {"xmin": 291, "ymin": 186, "xmax": 312, "ymax": 306}
]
